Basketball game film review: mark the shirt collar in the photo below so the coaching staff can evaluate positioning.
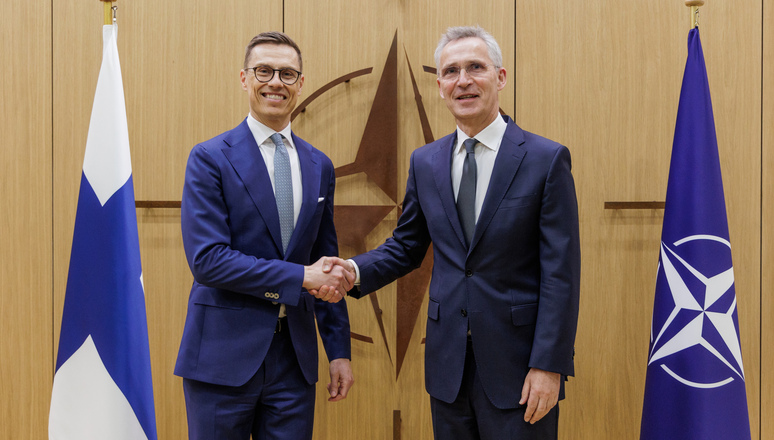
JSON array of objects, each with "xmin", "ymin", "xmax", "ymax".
[
  {"xmin": 246, "ymin": 114, "xmax": 295, "ymax": 149},
  {"xmin": 455, "ymin": 115, "xmax": 507, "ymax": 154}
]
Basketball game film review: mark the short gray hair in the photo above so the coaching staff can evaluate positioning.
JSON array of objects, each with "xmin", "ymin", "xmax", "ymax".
[{"xmin": 434, "ymin": 26, "xmax": 502, "ymax": 73}]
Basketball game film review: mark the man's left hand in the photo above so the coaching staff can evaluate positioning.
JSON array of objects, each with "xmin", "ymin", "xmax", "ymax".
[
  {"xmin": 519, "ymin": 368, "xmax": 560, "ymax": 424},
  {"xmin": 327, "ymin": 358, "xmax": 354, "ymax": 402}
]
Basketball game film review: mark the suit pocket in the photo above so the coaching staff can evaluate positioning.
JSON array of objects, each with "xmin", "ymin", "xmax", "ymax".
[
  {"xmin": 192, "ymin": 287, "xmax": 245, "ymax": 310},
  {"xmin": 499, "ymin": 193, "xmax": 539, "ymax": 209},
  {"xmin": 511, "ymin": 303, "xmax": 538, "ymax": 326},
  {"xmin": 428, "ymin": 298, "xmax": 440, "ymax": 321}
]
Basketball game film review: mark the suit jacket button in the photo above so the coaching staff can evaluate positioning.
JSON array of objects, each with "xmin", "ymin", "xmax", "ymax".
[
  {"xmin": 465, "ymin": 269, "xmax": 473, "ymax": 277},
  {"xmin": 461, "ymin": 309, "xmax": 467, "ymax": 317}
]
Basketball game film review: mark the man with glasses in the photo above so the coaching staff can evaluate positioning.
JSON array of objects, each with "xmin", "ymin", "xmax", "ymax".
[
  {"xmin": 175, "ymin": 32, "xmax": 354, "ymax": 440},
  {"xmin": 317, "ymin": 26, "xmax": 580, "ymax": 439}
]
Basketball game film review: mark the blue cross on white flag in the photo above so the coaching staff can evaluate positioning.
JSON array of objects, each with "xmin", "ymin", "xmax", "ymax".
[
  {"xmin": 640, "ymin": 28, "xmax": 751, "ymax": 440},
  {"xmin": 48, "ymin": 23, "xmax": 157, "ymax": 440}
]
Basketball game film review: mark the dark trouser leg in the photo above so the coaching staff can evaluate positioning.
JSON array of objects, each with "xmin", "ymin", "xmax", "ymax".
[
  {"xmin": 182, "ymin": 324, "xmax": 314, "ymax": 440},
  {"xmin": 430, "ymin": 338, "xmax": 559, "ymax": 440}
]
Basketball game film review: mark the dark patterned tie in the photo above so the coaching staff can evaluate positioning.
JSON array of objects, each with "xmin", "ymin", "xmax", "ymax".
[
  {"xmin": 456, "ymin": 138, "xmax": 478, "ymax": 246},
  {"xmin": 270, "ymin": 133, "xmax": 294, "ymax": 253}
]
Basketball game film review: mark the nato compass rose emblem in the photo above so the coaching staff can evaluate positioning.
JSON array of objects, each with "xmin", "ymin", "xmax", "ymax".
[{"xmin": 647, "ymin": 234, "xmax": 745, "ymax": 389}]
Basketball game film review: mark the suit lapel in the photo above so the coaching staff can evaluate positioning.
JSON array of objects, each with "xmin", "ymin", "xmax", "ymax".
[
  {"xmin": 432, "ymin": 133, "xmax": 468, "ymax": 249},
  {"xmin": 469, "ymin": 120, "xmax": 526, "ymax": 252},
  {"xmin": 286, "ymin": 133, "xmax": 320, "ymax": 259},
  {"xmin": 222, "ymin": 120, "xmax": 284, "ymax": 255}
]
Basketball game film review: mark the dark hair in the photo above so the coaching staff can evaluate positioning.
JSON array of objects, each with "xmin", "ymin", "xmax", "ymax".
[{"xmin": 243, "ymin": 32, "xmax": 303, "ymax": 71}]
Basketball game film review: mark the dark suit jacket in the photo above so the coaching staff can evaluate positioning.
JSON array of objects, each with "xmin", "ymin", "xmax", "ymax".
[
  {"xmin": 351, "ymin": 116, "xmax": 580, "ymax": 409},
  {"xmin": 175, "ymin": 119, "xmax": 350, "ymax": 387}
]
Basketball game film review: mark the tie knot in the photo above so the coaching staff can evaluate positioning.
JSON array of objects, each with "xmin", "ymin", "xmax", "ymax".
[
  {"xmin": 463, "ymin": 138, "xmax": 477, "ymax": 154},
  {"xmin": 270, "ymin": 133, "xmax": 286, "ymax": 151}
]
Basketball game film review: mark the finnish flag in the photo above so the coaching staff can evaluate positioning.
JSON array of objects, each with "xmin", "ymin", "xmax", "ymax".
[{"xmin": 48, "ymin": 24, "xmax": 157, "ymax": 440}]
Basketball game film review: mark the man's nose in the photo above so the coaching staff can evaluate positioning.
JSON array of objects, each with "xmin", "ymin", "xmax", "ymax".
[
  {"xmin": 268, "ymin": 72, "xmax": 285, "ymax": 86},
  {"xmin": 457, "ymin": 68, "xmax": 473, "ymax": 84}
]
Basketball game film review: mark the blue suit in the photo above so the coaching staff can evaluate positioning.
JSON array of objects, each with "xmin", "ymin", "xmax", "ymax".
[
  {"xmin": 351, "ymin": 116, "xmax": 580, "ymax": 413},
  {"xmin": 175, "ymin": 119, "xmax": 350, "ymax": 437}
]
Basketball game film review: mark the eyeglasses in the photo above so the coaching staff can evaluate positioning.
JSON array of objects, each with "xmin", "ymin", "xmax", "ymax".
[
  {"xmin": 245, "ymin": 65, "xmax": 302, "ymax": 85},
  {"xmin": 439, "ymin": 63, "xmax": 496, "ymax": 81}
]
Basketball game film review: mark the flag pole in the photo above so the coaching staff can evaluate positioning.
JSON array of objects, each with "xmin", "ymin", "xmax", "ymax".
[
  {"xmin": 100, "ymin": 0, "xmax": 115, "ymax": 25},
  {"xmin": 685, "ymin": 0, "xmax": 705, "ymax": 29}
]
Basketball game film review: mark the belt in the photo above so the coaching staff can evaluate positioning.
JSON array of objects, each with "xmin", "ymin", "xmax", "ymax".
[{"xmin": 274, "ymin": 316, "xmax": 288, "ymax": 333}]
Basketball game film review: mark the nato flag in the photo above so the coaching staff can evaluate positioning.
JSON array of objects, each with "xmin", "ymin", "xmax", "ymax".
[{"xmin": 640, "ymin": 28, "xmax": 751, "ymax": 440}]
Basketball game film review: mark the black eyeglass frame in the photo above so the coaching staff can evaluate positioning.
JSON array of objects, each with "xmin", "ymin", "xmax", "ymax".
[{"xmin": 245, "ymin": 65, "xmax": 302, "ymax": 85}]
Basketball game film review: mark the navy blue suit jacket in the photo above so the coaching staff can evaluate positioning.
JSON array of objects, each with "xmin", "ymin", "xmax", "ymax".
[
  {"xmin": 175, "ymin": 119, "xmax": 350, "ymax": 387},
  {"xmin": 351, "ymin": 116, "xmax": 580, "ymax": 409}
]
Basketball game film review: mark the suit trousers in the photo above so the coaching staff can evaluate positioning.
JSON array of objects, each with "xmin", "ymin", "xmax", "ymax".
[
  {"xmin": 182, "ymin": 323, "xmax": 315, "ymax": 440},
  {"xmin": 430, "ymin": 338, "xmax": 558, "ymax": 440}
]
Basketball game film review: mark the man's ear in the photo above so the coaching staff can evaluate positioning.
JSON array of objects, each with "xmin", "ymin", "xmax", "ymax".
[
  {"xmin": 240, "ymin": 69, "xmax": 248, "ymax": 91},
  {"xmin": 497, "ymin": 67, "xmax": 507, "ymax": 92}
]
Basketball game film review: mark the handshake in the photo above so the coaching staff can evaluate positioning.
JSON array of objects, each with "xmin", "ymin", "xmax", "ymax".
[{"xmin": 302, "ymin": 257, "xmax": 356, "ymax": 303}]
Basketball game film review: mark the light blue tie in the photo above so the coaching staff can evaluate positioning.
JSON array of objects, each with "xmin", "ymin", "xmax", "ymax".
[
  {"xmin": 270, "ymin": 133, "xmax": 294, "ymax": 253},
  {"xmin": 456, "ymin": 138, "xmax": 478, "ymax": 246}
]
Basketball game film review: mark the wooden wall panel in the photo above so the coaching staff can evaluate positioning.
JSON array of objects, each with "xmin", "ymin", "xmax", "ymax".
[
  {"xmin": 701, "ymin": 3, "xmax": 763, "ymax": 437},
  {"xmin": 516, "ymin": 1, "xmax": 762, "ymax": 438},
  {"xmin": 515, "ymin": 2, "xmax": 683, "ymax": 437},
  {"xmin": 0, "ymin": 1, "xmax": 53, "ymax": 438},
  {"xmin": 52, "ymin": 1, "xmax": 281, "ymax": 439},
  {"xmin": 136, "ymin": 209, "xmax": 192, "ymax": 438},
  {"xmin": 762, "ymin": 0, "xmax": 773, "ymax": 437}
]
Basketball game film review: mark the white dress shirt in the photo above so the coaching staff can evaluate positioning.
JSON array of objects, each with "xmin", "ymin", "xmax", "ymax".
[{"xmin": 451, "ymin": 115, "xmax": 507, "ymax": 222}]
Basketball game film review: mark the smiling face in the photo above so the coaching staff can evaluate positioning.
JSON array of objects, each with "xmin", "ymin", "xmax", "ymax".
[
  {"xmin": 240, "ymin": 43, "xmax": 304, "ymax": 131},
  {"xmin": 437, "ymin": 37, "xmax": 507, "ymax": 137}
]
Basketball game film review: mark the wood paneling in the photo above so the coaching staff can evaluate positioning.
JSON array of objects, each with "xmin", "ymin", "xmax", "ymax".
[
  {"xmin": 702, "ymin": 3, "xmax": 763, "ymax": 437},
  {"xmin": 0, "ymin": 1, "xmax": 53, "ymax": 438},
  {"xmin": 516, "ymin": 1, "xmax": 762, "ymax": 438},
  {"xmin": 762, "ymin": 0, "xmax": 773, "ymax": 438},
  {"xmin": 137, "ymin": 209, "xmax": 191, "ymax": 438},
  {"xmin": 515, "ymin": 3, "xmax": 683, "ymax": 436}
]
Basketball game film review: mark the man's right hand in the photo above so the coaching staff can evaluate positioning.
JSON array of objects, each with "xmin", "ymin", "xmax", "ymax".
[
  {"xmin": 321, "ymin": 257, "xmax": 355, "ymax": 277},
  {"xmin": 302, "ymin": 257, "xmax": 355, "ymax": 303},
  {"xmin": 307, "ymin": 257, "xmax": 356, "ymax": 303}
]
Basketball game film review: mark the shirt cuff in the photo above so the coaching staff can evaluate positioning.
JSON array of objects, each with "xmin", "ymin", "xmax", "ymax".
[{"xmin": 347, "ymin": 259, "xmax": 361, "ymax": 285}]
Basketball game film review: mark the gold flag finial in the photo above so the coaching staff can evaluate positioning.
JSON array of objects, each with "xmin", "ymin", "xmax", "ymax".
[
  {"xmin": 685, "ymin": 0, "xmax": 705, "ymax": 29},
  {"xmin": 100, "ymin": 0, "xmax": 115, "ymax": 25}
]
